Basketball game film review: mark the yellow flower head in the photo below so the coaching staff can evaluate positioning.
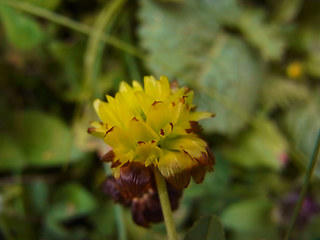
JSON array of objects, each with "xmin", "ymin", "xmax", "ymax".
[
  {"xmin": 88, "ymin": 76, "xmax": 215, "ymax": 191},
  {"xmin": 286, "ymin": 61, "xmax": 303, "ymax": 79}
]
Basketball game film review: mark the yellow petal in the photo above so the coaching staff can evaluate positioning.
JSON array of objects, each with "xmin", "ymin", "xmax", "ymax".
[
  {"xmin": 103, "ymin": 126, "xmax": 133, "ymax": 150},
  {"xmin": 119, "ymin": 81, "xmax": 133, "ymax": 93},
  {"xmin": 189, "ymin": 111, "xmax": 215, "ymax": 121},
  {"xmin": 144, "ymin": 76, "xmax": 158, "ymax": 97},
  {"xmin": 87, "ymin": 127, "xmax": 106, "ymax": 138},
  {"xmin": 128, "ymin": 118, "xmax": 159, "ymax": 143},
  {"xmin": 165, "ymin": 135, "xmax": 207, "ymax": 160},
  {"xmin": 159, "ymin": 76, "xmax": 171, "ymax": 98},
  {"xmin": 146, "ymin": 101, "xmax": 171, "ymax": 132},
  {"xmin": 89, "ymin": 121, "xmax": 106, "ymax": 129},
  {"xmin": 135, "ymin": 142, "xmax": 162, "ymax": 166},
  {"xmin": 132, "ymin": 80, "xmax": 143, "ymax": 91},
  {"xmin": 94, "ymin": 99, "xmax": 120, "ymax": 126},
  {"xmin": 144, "ymin": 75, "xmax": 170, "ymax": 101},
  {"xmin": 106, "ymin": 95, "xmax": 115, "ymax": 104}
]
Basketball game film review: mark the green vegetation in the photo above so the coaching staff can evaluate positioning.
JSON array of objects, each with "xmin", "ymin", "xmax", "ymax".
[{"xmin": 0, "ymin": 0, "xmax": 319, "ymax": 239}]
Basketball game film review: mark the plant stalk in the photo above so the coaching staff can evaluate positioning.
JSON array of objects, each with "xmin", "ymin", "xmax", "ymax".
[
  {"xmin": 154, "ymin": 168, "xmax": 177, "ymax": 240},
  {"xmin": 284, "ymin": 129, "xmax": 320, "ymax": 240},
  {"xmin": 0, "ymin": 0, "xmax": 144, "ymax": 58},
  {"xmin": 83, "ymin": 0, "xmax": 126, "ymax": 101}
]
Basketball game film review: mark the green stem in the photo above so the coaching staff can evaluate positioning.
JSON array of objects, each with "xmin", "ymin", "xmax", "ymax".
[
  {"xmin": 83, "ymin": 0, "xmax": 126, "ymax": 101},
  {"xmin": 154, "ymin": 168, "xmax": 177, "ymax": 240},
  {"xmin": 284, "ymin": 129, "xmax": 320, "ymax": 240},
  {"xmin": 114, "ymin": 204, "xmax": 126, "ymax": 240},
  {"xmin": 0, "ymin": 0, "xmax": 144, "ymax": 59}
]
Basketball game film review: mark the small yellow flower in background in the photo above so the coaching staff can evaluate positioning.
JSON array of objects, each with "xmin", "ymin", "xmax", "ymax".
[
  {"xmin": 286, "ymin": 61, "xmax": 303, "ymax": 79},
  {"xmin": 88, "ymin": 76, "xmax": 215, "ymax": 193}
]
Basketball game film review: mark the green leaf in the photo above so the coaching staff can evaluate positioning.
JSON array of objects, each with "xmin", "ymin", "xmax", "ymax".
[
  {"xmin": 194, "ymin": 36, "xmax": 264, "ymax": 135},
  {"xmin": 221, "ymin": 198, "xmax": 278, "ymax": 239},
  {"xmin": 302, "ymin": 29, "xmax": 320, "ymax": 78},
  {"xmin": 222, "ymin": 118, "xmax": 287, "ymax": 170},
  {"xmin": 282, "ymin": 98, "xmax": 320, "ymax": 177},
  {"xmin": 25, "ymin": 180, "xmax": 49, "ymax": 214},
  {"xmin": 13, "ymin": 110, "xmax": 74, "ymax": 167},
  {"xmin": 0, "ymin": 4, "xmax": 44, "ymax": 50},
  {"xmin": 235, "ymin": 8, "xmax": 286, "ymax": 60},
  {"xmin": 138, "ymin": 0, "xmax": 241, "ymax": 85},
  {"xmin": 89, "ymin": 204, "xmax": 116, "ymax": 237},
  {"xmin": 48, "ymin": 182, "xmax": 97, "ymax": 221},
  {"xmin": 184, "ymin": 215, "xmax": 225, "ymax": 240},
  {"xmin": 260, "ymin": 76, "xmax": 310, "ymax": 111},
  {"xmin": 0, "ymin": 134, "xmax": 25, "ymax": 171},
  {"xmin": 139, "ymin": 0, "xmax": 264, "ymax": 136},
  {"xmin": 270, "ymin": 0, "xmax": 303, "ymax": 24}
]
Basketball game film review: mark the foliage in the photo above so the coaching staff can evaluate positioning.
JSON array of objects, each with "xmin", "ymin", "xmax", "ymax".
[
  {"xmin": 0, "ymin": 0, "xmax": 320, "ymax": 239},
  {"xmin": 185, "ymin": 215, "xmax": 225, "ymax": 240}
]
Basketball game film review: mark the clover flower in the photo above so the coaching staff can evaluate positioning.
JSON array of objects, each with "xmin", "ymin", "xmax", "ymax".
[
  {"xmin": 102, "ymin": 173, "xmax": 182, "ymax": 227},
  {"xmin": 88, "ymin": 75, "xmax": 214, "ymax": 198}
]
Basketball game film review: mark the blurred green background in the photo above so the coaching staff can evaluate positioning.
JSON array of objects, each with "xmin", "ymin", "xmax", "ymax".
[{"xmin": 0, "ymin": 0, "xmax": 319, "ymax": 239}]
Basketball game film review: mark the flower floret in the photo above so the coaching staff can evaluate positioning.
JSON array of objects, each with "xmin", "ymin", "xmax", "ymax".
[{"xmin": 88, "ymin": 76, "xmax": 215, "ymax": 189}]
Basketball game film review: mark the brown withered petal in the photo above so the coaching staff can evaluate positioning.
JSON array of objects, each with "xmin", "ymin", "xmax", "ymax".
[
  {"xmin": 111, "ymin": 160, "xmax": 122, "ymax": 168},
  {"xmin": 143, "ymin": 193, "xmax": 164, "ymax": 224},
  {"xmin": 195, "ymin": 151, "xmax": 209, "ymax": 166},
  {"xmin": 101, "ymin": 176, "xmax": 131, "ymax": 206},
  {"xmin": 102, "ymin": 150, "xmax": 115, "ymax": 163},
  {"xmin": 206, "ymin": 147, "xmax": 216, "ymax": 171},
  {"xmin": 131, "ymin": 182, "xmax": 183, "ymax": 227},
  {"xmin": 102, "ymin": 174, "xmax": 183, "ymax": 228},
  {"xmin": 166, "ymin": 169, "xmax": 191, "ymax": 189},
  {"xmin": 131, "ymin": 198, "xmax": 150, "ymax": 227},
  {"xmin": 191, "ymin": 165, "xmax": 207, "ymax": 184},
  {"xmin": 87, "ymin": 127, "xmax": 95, "ymax": 134},
  {"xmin": 166, "ymin": 183, "xmax": 183, "ymax": 210},
  {"xmin": 116, "ymin": 162, "xmax": 152, "ymax": 199},
  {"xmin": 185, "ymin": 121, "xmax": 202, "ymax": 134}
]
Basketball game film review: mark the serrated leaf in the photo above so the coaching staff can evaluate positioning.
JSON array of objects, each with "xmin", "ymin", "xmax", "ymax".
[
  {"xmin": 221, "ymin": 198, "xmax": 278, "ymax": 239},
  {"xmin": 260, "ymin": 76, "xmax": 310, "ymax": 111},
  {"xmin": 236, "ymin": 8, "xmax": 285, "ymax": 60},
  {"xmin": 185, "ymin": 215, "xmax": 225, "ymax": 240},
  {"xmin": 222, "ymin": 118, "xmax": 287, "ymax": 170},
  {"xmin": 138, "ymin": 0, "xmax": 240, "ymax": 86},
  {"xmin": 139, "ymin": 1, "xmax": 264, "ymax": 136},
  {"xmin": 48, "ymin": 183, "xmax": 97, "ymax": 221},
  {"xmin": 194, "ymin": 36, "xmax": 263, "ymax": 135},
  {"xmin": 0, "ymin": 4, "xmax": 44, "ymax": 50},
  {"xmin": 13, "ymin": 111, "xmax": 74, "ymax": 167},
  {"xmin": 0, "ymin": 134, "xmax": 25, "ymax": 171}
]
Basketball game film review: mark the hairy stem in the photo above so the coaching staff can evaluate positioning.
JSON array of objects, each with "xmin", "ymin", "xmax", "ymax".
[{"xmin": 154, "ymin": 168, "xmax": 177, "ymax": 240}]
